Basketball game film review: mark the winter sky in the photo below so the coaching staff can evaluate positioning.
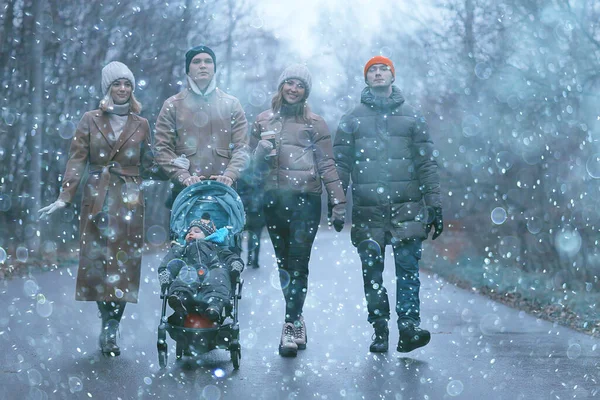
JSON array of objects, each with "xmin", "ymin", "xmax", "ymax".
[{"xmin": 256, "ymin": 0, "xmax": 423, "ymax": 59}]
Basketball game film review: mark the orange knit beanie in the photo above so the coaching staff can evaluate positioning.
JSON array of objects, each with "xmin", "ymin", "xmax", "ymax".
[{"xmin": 364, "ymin": 56, "xmax": 395, "ymax": 78}]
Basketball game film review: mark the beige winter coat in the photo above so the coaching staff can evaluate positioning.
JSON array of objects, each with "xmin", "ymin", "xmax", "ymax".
[
  {"xmin": 154, "ymin": 87, "xmax": 249, "ymax": 186},
  {"xmin": 251, "ymin": 110, "xmax": 345, "ymax": 205},
  {"xmin": 58, "ymin": 110, "xmax": 154, "ymax": 303}
]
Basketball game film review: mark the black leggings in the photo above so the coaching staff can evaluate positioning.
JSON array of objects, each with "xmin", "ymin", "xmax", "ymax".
[{"xmin": 264, "ymin": 190, "xmax": 321, "ymax": 323}]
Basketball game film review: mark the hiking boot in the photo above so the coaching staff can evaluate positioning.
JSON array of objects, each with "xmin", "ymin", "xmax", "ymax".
[
  {"xmin": 369, "ymin": 320, "xmax": 389, "ymax": 353},
  {"xmin": 279, "ymin": 322, "xmax": 298, "ymax": 357},
  {"xmin": 293, "ymin": 316, "xmax": 307, "ymax": 350},
  {"xmin": 168, "ymin": 293, "xmax": 188, "ymax": 316},
  {"xmin": 397, "ymin": 323, "xmax": 430, "ymax": 353}
]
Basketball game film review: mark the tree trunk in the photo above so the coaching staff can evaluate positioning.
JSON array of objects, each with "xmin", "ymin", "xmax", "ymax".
[{"xmin": 26, "ymin": 0, "xmax": 44, "ymax": 255}]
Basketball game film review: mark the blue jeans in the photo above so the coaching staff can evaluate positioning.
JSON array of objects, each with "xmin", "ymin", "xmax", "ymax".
[{"xmin": 358, "ymin": 233, "xmax": 423, "ymax": 328}]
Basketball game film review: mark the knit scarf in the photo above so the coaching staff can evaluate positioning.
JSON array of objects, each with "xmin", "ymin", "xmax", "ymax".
[
  {"xmin": 106, "ymin": 102, "xmax": 130, "ymax": 116},
  {"xmin": 279, "ymin": 102, "xmax": 305, "ymax": 117}
]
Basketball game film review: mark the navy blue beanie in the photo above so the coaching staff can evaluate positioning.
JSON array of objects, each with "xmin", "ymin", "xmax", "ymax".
[
  {"xmin": 188, "ymin": 213, "xmax": 217, "ymax": 237},
  {"xmin": 185, "ymin": 45, "xmax": 216, "ymax": 74}
]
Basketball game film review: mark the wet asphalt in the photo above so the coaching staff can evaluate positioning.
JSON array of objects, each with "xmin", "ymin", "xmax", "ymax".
[{"xmin": 1, "ymin": 228, "xmax": 599, "ymax": 399}]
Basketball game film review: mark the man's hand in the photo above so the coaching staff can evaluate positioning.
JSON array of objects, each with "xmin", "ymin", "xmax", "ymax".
[
  {"xmin": 183, "ymin": 175, "xmax": 204, "ymax": 186},
  {"xmin": 171, "ymin": 154, "xmax": 190, "ymax": 170},
  {"xmin": 254, "ymin": 139, "xmax": 274, "ymax": 160},
  {"xmin": 209, "ymin": 175, "xmax": 233, "ymax": 186},
  {"xmin": 38, "ymin": 200, "xmax": 67, "ymax": 220},
  {"xmin": 330, "ymin": 203, "xmax": 346, "ymax": 232},
  {"xmin": 426, "ymin": 206, "xmax": 443, "ymax": 240}
]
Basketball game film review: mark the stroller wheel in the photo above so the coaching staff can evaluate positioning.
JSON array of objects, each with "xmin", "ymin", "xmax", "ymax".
[
  {"xmin": 158, "ymin": 343, "xmax": 168, "ymax": 369},
  {"xmin": 230, "ymin": 348, "xmax": 240, "ymax": 370},
  {"xmin": 176, "ymin": 341, "xmax": 184, "ymax": 359},
  {"xmin": 230, "ymin": 340, "xmax": 241, "ymax": 370}
]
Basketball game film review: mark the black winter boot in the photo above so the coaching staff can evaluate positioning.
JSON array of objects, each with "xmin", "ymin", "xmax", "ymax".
[
  {"xmin": 167, "ymin": 292, "xmax": 188, "ymax": 316},
  {"xmin": 369, "ymin": 320, "xmax": 389, "ymax": 352},
  {"xmin": 205, "ymin": 299, "xmax": 225, "ymax": 323},
  {"xmin": 397, "ymin": 322, "xmax": 430, "ymax": 353},
  {"xmin": 97, "ymin": 302, "xmax": 125, "ymax": 356}
]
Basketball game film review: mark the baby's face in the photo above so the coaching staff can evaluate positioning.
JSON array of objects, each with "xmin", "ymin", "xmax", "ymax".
[{"xmin": 185, "ymin": 226, "xmax": 206, "ymax": 242}]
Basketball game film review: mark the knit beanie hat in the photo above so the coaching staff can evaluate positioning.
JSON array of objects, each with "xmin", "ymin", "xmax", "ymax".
[
  {"xmin": 278, "ymin": 64, "xmax": 312, "ymax": 97},
  {"xmin": 101, "ymin": 61, "xmax": 135, "ymax": 95},
  {"xmin": 188, "ymin": 213, "xmax": 217, "ymax": 237},
  {"xmin": 186, "ymin": 45, "xmax": 217, "ymax": 74},
  {"xmin": 364, "ymin": 56, "xmax": 395, "ymax": 79}
]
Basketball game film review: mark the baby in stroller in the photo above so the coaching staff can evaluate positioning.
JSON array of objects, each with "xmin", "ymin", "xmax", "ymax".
[{"xmin": 158, "ymin": 213, "xmax": 244, "ymax": 323}]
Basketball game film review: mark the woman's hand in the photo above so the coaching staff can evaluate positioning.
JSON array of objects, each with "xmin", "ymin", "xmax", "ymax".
[
  {"xmin": 38, "ymin": 200, "xmax": 67, "ymax": 220},
  {"xmin": 254, "ymin": 139, "xmax": 274, "ymax": 160}
]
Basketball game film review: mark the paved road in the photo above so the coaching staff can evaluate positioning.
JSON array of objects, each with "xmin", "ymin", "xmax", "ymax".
[{"xmin": 1, "ymin": 228, "xmax": 599, "ymax": 399}]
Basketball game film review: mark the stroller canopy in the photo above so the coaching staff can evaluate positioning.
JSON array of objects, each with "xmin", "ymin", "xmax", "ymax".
[{"xmin": 170, "ymin": 181, "xmax": 246, "ymax": 244}]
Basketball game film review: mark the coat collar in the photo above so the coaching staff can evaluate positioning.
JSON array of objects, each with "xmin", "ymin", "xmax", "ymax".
[
  {"xmin": 108, "ymin": 114, "xmax": 140, "ymax": 160},
  {"xmin": 361, "ymin": 85, "xmax": 405, "ymax": 112},
  {"xmin": 186, "ymin": 75, "xmax": 217, "ymax": 97},
  {"xmin": 92, "ymin": 111, "xmax": 141, "ymax": 159},
  {"xmin": 92, "ymin": 112, "xmax": 114, "ymax": 147}
]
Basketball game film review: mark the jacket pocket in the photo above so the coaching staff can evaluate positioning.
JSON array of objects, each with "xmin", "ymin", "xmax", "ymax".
[
  {"xmin": 175, "ymin": 146, "xmax": 197, "ymax": 157},
  {"xmin": 214, "ymin": 148, "xmax": 232, "ymax": 159},
  {"xmin": 391, "ymin": 202, "xmax": 426, "ymax": 227}
]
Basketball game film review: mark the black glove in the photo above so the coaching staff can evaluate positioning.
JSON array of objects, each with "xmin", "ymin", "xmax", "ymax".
[
  {"xmin": 426, "ymin": 206, "xmax": 443, "ymax": 240},
  {"xmin": 158, "ymin": 270, "xmax": 171, "ymax": 293},
  {"xmin": 330, "ymin": 203, "xmax": 346, "ymax": 232},
  {"xmin": 230, "ymin": 260, "xmax": 244, "ymax": 279}
]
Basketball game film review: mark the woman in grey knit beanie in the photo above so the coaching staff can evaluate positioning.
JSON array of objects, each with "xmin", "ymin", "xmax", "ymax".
[
  {"xmin": 249, "ymin": 64, "xmax": 347, "ymax": 357},
  {"xmin": 99, "ymin": 61, "xmax": 142, "ymax": 114},
  {"xmin": 39, "ymin": 61, "xmax": 162, "ymax": 357},
  {"xmin": 270, "ymin": 63, "xmax": 313, "ymax": 121}
]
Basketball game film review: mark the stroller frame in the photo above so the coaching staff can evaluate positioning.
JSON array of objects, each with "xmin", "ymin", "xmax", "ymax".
[
  {"xmin": 156, "ymin": 181, "xmax": 247, "ymax": 370},
  {"xmin": 157, "ymin": 276, "xmax": 244, "ymax": 369}
]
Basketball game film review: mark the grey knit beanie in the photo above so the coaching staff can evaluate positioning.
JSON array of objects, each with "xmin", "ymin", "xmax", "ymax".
[
  {"xmin": 278, "ymin": 64, "xmax": 312, "ymax": 97},
  {"xmin": 101, "ymin": 61, "xmax": 135, "ymax": 95}
]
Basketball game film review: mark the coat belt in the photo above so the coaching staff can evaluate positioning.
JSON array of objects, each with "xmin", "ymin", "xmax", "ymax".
[{"xmin": 89, "ymin": 163, "xmax": 140, "ymax": 215}]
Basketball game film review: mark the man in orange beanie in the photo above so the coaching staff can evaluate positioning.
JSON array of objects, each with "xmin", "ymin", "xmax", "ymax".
[{"xmin": 333, "ymin": 56, "xmax": 443, "ymax": 353}]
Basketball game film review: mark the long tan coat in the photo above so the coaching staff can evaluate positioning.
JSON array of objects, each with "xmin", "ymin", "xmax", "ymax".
[
  {"xmin": 58, "ymin": 110, "xmax": 154, "ymax": 303},
  {"xmin": 154, "ymin": 87, "xmax": 249, "ymax": 188}
]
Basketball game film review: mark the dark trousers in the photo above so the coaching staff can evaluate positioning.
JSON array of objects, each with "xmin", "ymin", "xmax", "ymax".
[
  {"xmin": 169, "ymin": 266, "xmax": 232, "ymax": 310},
  {"xmin": 245, "ymin": 211, "xmax": 266, "ymax": 265},
  {"xmin": 96, "ymin": 301, "xmax": 126, "ymax": 324},
  {"xmin": 358, "ymin": 233, "xmax": 423, "ymax": 328},
  {"xmin": 264, "ymin": 190, "xmax": 321, "ymax": 323}
]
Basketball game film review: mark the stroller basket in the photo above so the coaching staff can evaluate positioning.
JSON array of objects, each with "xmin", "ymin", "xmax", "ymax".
[{"xmin": 165, "ymin": 323, "xmax": 236, "ymax": 355}]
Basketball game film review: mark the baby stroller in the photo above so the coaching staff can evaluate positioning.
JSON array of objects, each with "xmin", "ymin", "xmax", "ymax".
[{"xmin": 157, "ymin": 181, "xmax": 246, "ymax": 369}]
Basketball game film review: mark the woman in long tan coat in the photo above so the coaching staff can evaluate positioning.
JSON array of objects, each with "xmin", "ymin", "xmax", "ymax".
[{"xmin": 39, "ymin": 61, "xmax": 164, "ymax": 356}]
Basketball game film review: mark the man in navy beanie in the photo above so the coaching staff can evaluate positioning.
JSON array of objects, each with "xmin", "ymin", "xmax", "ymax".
[{"xmin": 154, "ymin": 45, "xmax": 249, "ymax": 205}]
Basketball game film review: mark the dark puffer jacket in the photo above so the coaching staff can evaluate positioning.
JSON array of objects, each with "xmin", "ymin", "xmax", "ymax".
[
  {"xmin": 333, "ymin": 86, "xmax": 441, "ymax": 245},
  {"xmin": 158, "ymin": 239, "xmax": 242, "ymax": 305}
]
